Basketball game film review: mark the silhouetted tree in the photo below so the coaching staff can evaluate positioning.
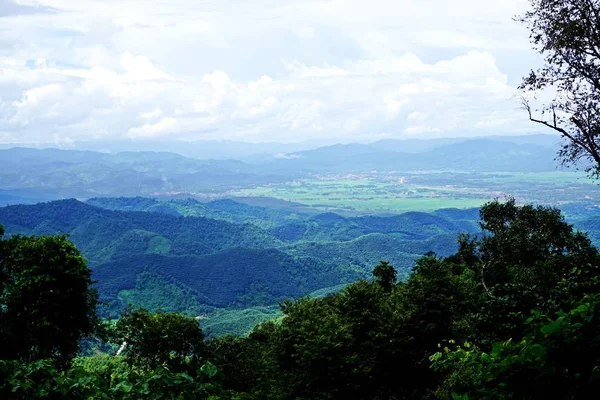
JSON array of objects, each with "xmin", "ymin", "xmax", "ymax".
[
  {"xmin": 373, "ymin": 260, "xmax": 397, "ymax": 293},
  {"xmin": 520, "ymin": 0, "xmax": 600, "ymax": 177},
  {"xmin": 0, "ymin": 230, "xmax": 99, "ymax": 367}
]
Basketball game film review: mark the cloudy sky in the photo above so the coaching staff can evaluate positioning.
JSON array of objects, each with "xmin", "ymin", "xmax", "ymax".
[{"xmin": 0, "ymin": 0, "xmax": 545, "ymax": 144}]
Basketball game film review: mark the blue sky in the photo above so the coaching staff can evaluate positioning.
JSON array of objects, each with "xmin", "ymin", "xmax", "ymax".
[{"xmin": 0, "ymin": 0, "xmax": 546, "ymax": 144}]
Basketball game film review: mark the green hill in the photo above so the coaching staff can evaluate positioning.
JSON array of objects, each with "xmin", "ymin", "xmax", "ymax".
[{"xmin": 2, "ymin": 197, "xmax": 600, "ymax": 335}]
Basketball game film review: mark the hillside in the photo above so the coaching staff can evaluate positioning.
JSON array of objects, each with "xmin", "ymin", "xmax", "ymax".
[
  {"xmin": 3, "ymin": 197, "xmax": 598, "ymax": 326},
  {"xmin": 0, "ymin": 198, "xmax": 483, "ymax": 318},
  {"xmin": 86, "ymin": 197, "xmax": 311, "ymax": 229},
  {"xmin": 0, "ymin": 147, "xmax": 292, "ymax": 203},
  {"xmin": 0, "ymin": 200, "xmax": 282, "ymax": 264}
]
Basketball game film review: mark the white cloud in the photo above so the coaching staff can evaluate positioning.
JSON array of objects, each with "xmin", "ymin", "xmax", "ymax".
[
  {"xmin": 140, "ymin": 108, "xmax": 163, "ymax": 120},
  {"xmin": 0, "ymin": 0, "xmax": 541, "ymax": 144},
  {"xmin": 127, "ymin": 117, "xmax": 178, "ymax": 138}
]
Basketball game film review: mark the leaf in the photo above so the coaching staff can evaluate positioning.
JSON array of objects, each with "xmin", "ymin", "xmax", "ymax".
[
  {"xmin": 114, "ymin": 381, "xmax": 133, "ymax": 393},
  {"xmin": 199, "ymin": 362, "xmax": 218, "ymax": 379},
  {"xmin": 541, "ymin": 321, "xmax": 563, "ymax": 335},
  {"xmin": 571, "ymin": 303, "xmax": 591, "ymax": 314},
  {"xmin": 528, "ymin": 344, "xmax": 547, "ymax": 358}
]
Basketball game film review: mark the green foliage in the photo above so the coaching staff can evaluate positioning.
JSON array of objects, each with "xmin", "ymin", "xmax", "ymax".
[
  {"xmin": 114, "ymin": 308, "xmax": 205, "ymax": 372},
  {"xmin": 206, "ymin": 322, "xmax": 284, "ymax": 397},
  {"xmin": 396, "ymin": 255, "xmax": 481, "ymax": 393},
  {"xmin": 456, "ymin": 198, "xmax": 600, "ymax": 342},
  {"xmin": 0, "ymin": 232, "xmax": 99, "ymax": 367},
  {"xmin": 0, "ymin": 357, "xmax": 228, "ymax": 399},
  {"xmin": 270, "ymin": 278, "xmax": 418, "ymax": 399},
  {"xmin": 432, "ymin": 295, "xmax": 600, "ymax": 400},
  {"xmin": 204, "ymin": 199, "xmax": 600, "ymax": 399},
  {"xmin": 2, "ymin": 196, "xmax": 600, "ymax": 398}
]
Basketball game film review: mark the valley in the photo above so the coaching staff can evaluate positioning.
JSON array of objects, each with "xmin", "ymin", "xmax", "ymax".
[
  {"xmin": 1, "ymin": 192, "xmax": 599, "ymax": 337},
  {"xmin": 228, "ymin": 171, "xmax": 600, "ymax": 214},
  {"xmin": 2, "ymin": 137, "xmax": 600, "ymax": 336}
]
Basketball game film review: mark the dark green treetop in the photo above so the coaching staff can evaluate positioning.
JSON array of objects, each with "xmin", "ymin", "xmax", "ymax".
[
  {"xmin": 0, "ymin": 230, "xmax": 99, "ymax": 367},
  {"xmin": 373, "ymin": 260, "xmax": 397, "ymax": 293},
  {"xmin": 114, "ymin": 308, "xmax": 206, "ymax": 372}
]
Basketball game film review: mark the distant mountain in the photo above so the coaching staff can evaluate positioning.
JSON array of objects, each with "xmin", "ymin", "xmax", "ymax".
[
  {"xmin": 0, "ymin": 139, "xmax": 329, "ymax": 160},
  {"xmin": 369, "ymin": 138, "xmax": 464, "ymax": 153},
  {"xmin": 0, "ymin": 135, "xmax": 573, "ymax": 205},
  {"xmin": 261, "ymin": 138, "xmax": 561, "ymax": 173},
  {"xmin": 0, "ymin": 134, "xmax": 560, "ymax": 159},
  {"xmin": 369, "ymin": 134, "xmax": 560, "ymax": 153},
  {"xmin": 0, "ymin": 148, "xmax": 294, "ymax": 204}
]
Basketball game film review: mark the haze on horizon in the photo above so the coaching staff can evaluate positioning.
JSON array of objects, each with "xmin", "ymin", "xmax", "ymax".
[{"xmin": 0, "ymin": 0, "xmax": 548, "ymax": 146}]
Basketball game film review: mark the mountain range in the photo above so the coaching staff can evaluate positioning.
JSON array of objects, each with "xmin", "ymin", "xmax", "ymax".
[
  {"xmin": 2, "ymin": 196, "xmax": 598, "ymax": 320},
  {"xmin": 0, "ymin": 134, "xmax": 560, "ymax": 160},
  {"xmin": 0, "ymin": 198, "xmax": 481, "ymax": 316},
  {"xmin": 0, "ymin": 135, "xmax": 572, "ymax": 205}
]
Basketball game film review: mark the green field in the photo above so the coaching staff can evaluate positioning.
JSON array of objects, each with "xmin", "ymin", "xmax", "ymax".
[
  {"xmin": 478, "ymin": 171, "xmax": 588, "ymax": 184},
  {"xmin": 230, "ymin": 179, "xmax": 487, "ymax": 212},
  {"xmin": 229, "ymin": 172, "xmax": 600, "ymax": 213}
]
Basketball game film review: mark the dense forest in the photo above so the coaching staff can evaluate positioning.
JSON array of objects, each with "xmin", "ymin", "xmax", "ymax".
[
  {"xmin": 0, "ymin": 198, "xmax": 483, "ymax": 327},
  {"xmin": 2, "ymin": 198, "xmax": 600, "ymax": 399}
]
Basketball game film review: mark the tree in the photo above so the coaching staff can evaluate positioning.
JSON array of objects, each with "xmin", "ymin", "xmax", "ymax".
[
  {"xmin": 372, "ymin": 260, "xmax": 397, "ymax": 293},
  {"xmin": 397, "ymin": 255, "xmax": 480, "ymax": 397},
  {"xmin": 114, "ymin": 308, "xmax": 206, "ymax": 371},
  {"xmin": 426, "ymin": 200, "xmax": 600, "ymax": 398},
  {"xmin": 0, "ymin": 231, "xmax": 99, "ymax": 367},
  {"xmin": 432, "ymin": 295, "xmax": 600, "ymax": 400},
  {"xmin": 455, "ymin": 198, "xmax": 600, "ymax": 342},
  {"xmin": 206, "ymin": 322, "xmax": 284, "ymax": 397},
  {"xmin": 519, "ymin": 0, "xmax": 600, "ymax": 178}
]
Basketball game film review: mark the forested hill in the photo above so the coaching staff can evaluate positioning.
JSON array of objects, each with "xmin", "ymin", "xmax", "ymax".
[
  {"xmin": 0, "ymin": 147, "xmax": 292, "ymax": 203},
  {"xmin": 0, "ymin": 198, "xmax": 481, "ymax": 317},
  {"xmin": 2, "ymin": 197, "xmax": 599, "ymax": 327}
]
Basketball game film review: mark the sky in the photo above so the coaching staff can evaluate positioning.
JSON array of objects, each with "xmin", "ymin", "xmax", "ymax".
[{"xmin": 0, "ymin": 0, "xmax": 547, "ymax": 144}]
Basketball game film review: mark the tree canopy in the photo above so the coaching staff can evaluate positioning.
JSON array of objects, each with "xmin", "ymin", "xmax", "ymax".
[
  {"xmin": 0, "ymin": 228, "xmax": 99, "ymax": 367},
  {"xmin": 114, "ymin": 308, "xmax": 206, "ymax": 372},
  {"xmin": 2, "ymin": 197, "xmax": 600, "ymax": 399}
]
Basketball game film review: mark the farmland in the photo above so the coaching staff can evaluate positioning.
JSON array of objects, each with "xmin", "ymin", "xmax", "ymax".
[{"xmin": 229, "ymin": 171, "xmax": 600, "ymax": 214}]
